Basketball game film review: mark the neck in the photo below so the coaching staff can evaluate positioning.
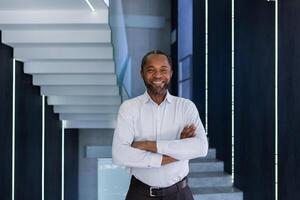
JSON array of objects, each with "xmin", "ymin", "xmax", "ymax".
[{"xmin": 147, "ymin": 90, "xmax": 167, "ymax": 105}]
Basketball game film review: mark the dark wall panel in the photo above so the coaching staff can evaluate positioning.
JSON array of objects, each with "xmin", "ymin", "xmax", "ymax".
[
  {"xmin": 192, "ymin": 0, "xmax": 206, "ymax": 124},
  {"xmin": 15, "ymin": 61, "xmax": 42, "ymax": 200},
  {"xmin": 278, "ymin": 1, "xmax": 300, "ymax": 199},
  {"xmin": 170, "ymin": 0, "xmax": 178, "ymax": 96},
  {"xmin": 64, "ymin": 129, "xmax": 79, "ymax": 200},
  {"xmin": 208, "ymin": 0, "xmax": 232, "ymax": 173},
  {"xmin": 176, "ymin": 0, "xmax": 206, "ymax": 123},
  {"xmin": 0, "ymin": 39, "xmax": 13, "ymax": 200},
  {"xmin": 234, "ymin": 1, "xmax": 275, "ymax": 200},
  {"xmin": 45, "ymin": 102, "xmax": 62, "ymax": 200}
]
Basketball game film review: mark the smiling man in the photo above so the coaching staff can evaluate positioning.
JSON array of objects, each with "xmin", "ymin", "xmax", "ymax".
[{"xmin": 112, "ymin": 50, "xmax": 208, "ymax": 200}]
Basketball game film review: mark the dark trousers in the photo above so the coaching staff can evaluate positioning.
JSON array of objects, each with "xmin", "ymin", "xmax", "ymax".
[{"xmin": 125, "ymin": 176, "xmax": 194, "ymax": 200}]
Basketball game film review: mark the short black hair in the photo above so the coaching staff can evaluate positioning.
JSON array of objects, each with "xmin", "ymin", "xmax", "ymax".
[{"xmin": 140, "ymin": 50, "xmax": 173, "ymax": 71}]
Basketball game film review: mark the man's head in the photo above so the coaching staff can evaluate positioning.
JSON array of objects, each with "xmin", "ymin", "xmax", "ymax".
[{"xmin": 140, "ymin": 50, "xmax": 173, "ymax": 96}]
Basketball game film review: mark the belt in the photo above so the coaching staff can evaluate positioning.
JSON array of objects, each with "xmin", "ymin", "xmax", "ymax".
[{"xmin": 131, "ymin": 176, "xmax": 188, "ymax": 197}]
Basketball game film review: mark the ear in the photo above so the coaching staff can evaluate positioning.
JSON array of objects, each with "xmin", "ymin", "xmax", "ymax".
[
  {"xmin": 170, "ymin": 69, "xmax": 173, "ymax": 78},
  {"xmin": 140, "ymin": 70, "xmax": 144, "ymax": 79}
]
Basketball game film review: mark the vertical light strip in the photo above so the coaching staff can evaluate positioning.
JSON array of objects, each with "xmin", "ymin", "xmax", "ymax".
[
  {"xmin": 12, "ymin": 58, "xmax": 16, "ymax": 200},
  {"xmin": 205, "ymin": 0, "xmax": 208, "ymax": 133},
  {"xmin": 42, "ymin": 95, "xmax": 45, "ymax": 200},
  {"xmin": 231, "ymin": 0, "xmax": 235, "ymax": 182},
  {"xmin": 61, "ymin": 121, "xmax": 65, "ymax": 200},
  {"xmin": 275, "ymin": 0, "xmax": 278, "ymax": 199}
]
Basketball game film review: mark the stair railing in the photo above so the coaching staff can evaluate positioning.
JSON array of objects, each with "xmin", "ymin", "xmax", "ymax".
[{"xmin": 108, "ymin": 0, "xmax": 131, "ymax": 102}]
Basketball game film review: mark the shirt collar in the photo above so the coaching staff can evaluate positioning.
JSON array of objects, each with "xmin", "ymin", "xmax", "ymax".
[{"xmin": 143, "ymin": 90, "xmax": 173, "ymax": 104}]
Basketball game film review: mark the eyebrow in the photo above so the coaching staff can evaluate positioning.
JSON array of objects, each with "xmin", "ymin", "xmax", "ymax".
[{"xmin": 144, "ymin": 65, "xmax": 170, "ymax": 69}]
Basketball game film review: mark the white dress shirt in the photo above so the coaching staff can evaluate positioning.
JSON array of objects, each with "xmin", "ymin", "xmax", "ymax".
[{"xmin": 112, "ymin": 91, "xmax": 208, "ymax": 187}]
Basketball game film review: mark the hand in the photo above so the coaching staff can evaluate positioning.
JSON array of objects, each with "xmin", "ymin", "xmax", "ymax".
[
  {"xmin": 131, "ymin": 141, "xmax": 157, "ymax": 153},
  {"xmin": 161, "ymin": 155, "xmax": 177, "ymax": 165},
  {"xmin": 131, "ymin": 141, "xmax": 146, "ymax": 150},
  {"xmin": 180, "ymin": 124, "xmax": 196, "ymax": 139}
]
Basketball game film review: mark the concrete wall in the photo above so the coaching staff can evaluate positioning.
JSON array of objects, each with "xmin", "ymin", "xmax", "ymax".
[
  {"xmin": 78, "ymin": 129, "xmax": 113, "ymax": 200},
  {"xmin": 123, "ymin": 0, "xmax": 171, "ymax": 97}
]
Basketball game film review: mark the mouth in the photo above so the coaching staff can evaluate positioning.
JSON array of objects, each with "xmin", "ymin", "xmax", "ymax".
[
  {"xmin": 145, "ymin": 79, "xmax": 169, "ymax": 95},
  {"xmin": 152, "ymin": 81, "xmax": 164, "ymax": 86}
]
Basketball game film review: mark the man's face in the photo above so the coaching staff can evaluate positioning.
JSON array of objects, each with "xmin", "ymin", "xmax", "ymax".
[{"xmin": 141, "ymin": 54, "xmax": 173, "ymax": 96}]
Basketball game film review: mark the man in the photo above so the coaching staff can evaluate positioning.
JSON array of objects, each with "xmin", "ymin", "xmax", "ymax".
[{"xmin": 112, "ymin": 50, "xmax": 208, "ymax": 200}]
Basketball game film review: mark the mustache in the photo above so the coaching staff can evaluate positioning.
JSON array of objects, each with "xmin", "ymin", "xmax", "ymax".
[{"xmin": 143, "ymin": 80, "xmax": 170, "ymax": 95}]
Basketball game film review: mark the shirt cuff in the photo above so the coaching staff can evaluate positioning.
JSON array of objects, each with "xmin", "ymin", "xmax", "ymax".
[{"xmin": 148, "ymin": 153, "xmax": 162, "ymax": 168}]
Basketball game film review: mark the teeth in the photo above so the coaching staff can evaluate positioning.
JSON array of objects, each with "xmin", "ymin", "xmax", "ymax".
[{"xmin": 153, "ymin": 81, "xmax": 162, "ymax": 84}]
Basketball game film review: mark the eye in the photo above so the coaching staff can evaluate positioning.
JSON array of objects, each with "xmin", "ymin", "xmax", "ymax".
[
  {"xmin": 146, "ymin": 68, "xmax": 155, "ymax": 73},
  {"xmin": 160, "ymin": 69, "xmax": 169, "ymax": 74}
]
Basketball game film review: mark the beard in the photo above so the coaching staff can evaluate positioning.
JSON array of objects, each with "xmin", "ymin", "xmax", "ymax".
[{"xmin": 143, "ymin": 79, "xmax": 169, "ymax": 96}]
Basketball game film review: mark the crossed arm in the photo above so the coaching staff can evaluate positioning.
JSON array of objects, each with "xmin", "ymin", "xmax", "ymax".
[
  {"xmin": 112, "ymin": 101, "xmax": 208, "ymax": 168},
  {"xmin": 131, "ymin": 125, "xmax": 197, "ymax": 165}
]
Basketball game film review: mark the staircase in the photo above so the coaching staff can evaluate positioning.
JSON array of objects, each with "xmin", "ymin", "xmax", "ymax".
[
  {"xmin": 189, "ymin": 149, "xmax": 243, "ymax": 200},
  {"xmin": 0, "ymin": 2, "xmax": 120, "ymax": 129}
]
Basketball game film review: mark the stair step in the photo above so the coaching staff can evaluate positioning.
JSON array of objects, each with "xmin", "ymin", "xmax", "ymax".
[
  {"xmin": 189, "ymin": 159, "xmax": 224, "ymax": 172},
  {"xmin": 0, "ymin": 10, "xmax": 109, "ymax": 26},
  {"xmin": 188, "ymin": 172, "xmax": 232, "ymax": 188},
  {"xmin": 192, "ymin": 186, "xmax": 243, "ymax": 200},
  {"xmin": 24, "ymin": 60, "xmax": 115, "ymax": 74},
  {"xmin": 14, "ymin": 44, "xmax": 113, "ymax": 61},
  {"xmin": 64, "ymin": 120, "xmax": 116, "ymax": 129},
  {"xmin": 206, "ymin": 148, "xmax": 216, "ymax": 159},
  {"xmin": 54, "ymin": 105, "xmax": 119, "ymax": 114},
  {"xmin": 48, "ymin": 96, "xmax": 121, "ymax": 106},
  {"xmin": 59, "ymin": 113, "xmax": 117, "ymax": 121},
  {"xmin": 41, "ymin": 85, "xmax": 119, "ymax": 96},
  {"xmin": 33, "ymin": 74, "xmax": 117, "ymax": 85},
  {"xmin": 191, "ymin": 149, "xmax": 216, "ymax": 160},
  {"xmin": 2, "ymin": 29, "xmax": 111, "ymax": 44}
]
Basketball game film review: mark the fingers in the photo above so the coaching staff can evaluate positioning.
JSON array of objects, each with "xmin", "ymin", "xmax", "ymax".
[
  {"xmin": 189, "ymin": 124, "xmax": 196, "ymax": 137},
  {"xmin": 185, "ymin": 124, "xmax": 196, "ymax": 135},
  {"xmin": 183, "ymin": 124, "xmax": 195, "ymax": 132},
  {"xmin": 131, "ymin": 141, "xmax": 143, "ymax": 149},
  {"xmin": 180, "ymin": 124, "xmax": 196, "ymax": 139}
]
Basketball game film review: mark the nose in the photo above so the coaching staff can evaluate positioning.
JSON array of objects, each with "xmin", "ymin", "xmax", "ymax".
[{"xmin": 153, "ymin": 70, "xmax": 162, "ymax": 78}]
